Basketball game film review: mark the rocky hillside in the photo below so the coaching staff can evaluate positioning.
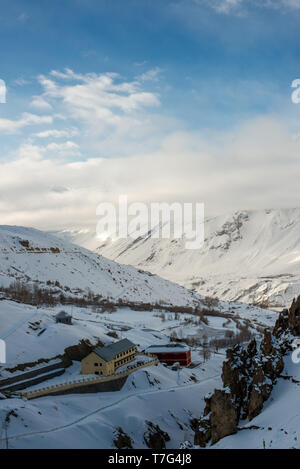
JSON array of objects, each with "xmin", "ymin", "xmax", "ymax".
[
  {"xmin": 194, "ymin": 295, "xmax": 300, "ymax": 447},
  {"xmin": 62, "ymin": 208, "xmax": 300, "ymax": 308}
]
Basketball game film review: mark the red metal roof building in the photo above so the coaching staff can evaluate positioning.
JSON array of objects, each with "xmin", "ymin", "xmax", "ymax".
[{"xmin": 145, "ymin": 343, "xmax": 191, "ymax": 367}]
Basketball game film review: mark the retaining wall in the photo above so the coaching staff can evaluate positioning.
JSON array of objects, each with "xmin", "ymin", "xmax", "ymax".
[
  {"xmin": 20, "ymin": 358, "xmax": 158, "ymax": 400},
  {"xmin": 0, "ymin": 360, "xmax": 65, "ymax": 389},
  {"xmin": 2, "ymin": 368, "xmax": 65, "ymax": 393}
]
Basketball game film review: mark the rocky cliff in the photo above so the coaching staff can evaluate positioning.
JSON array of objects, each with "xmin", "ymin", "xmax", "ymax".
[{"xmin": 194, "ymin": 295, "xmax": 300, "ymax": 447}]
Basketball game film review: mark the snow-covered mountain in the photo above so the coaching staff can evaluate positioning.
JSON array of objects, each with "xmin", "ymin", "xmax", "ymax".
[
  {"xmin": 0, "ymin": 225, "xmax": 201, "ymax": 307},
  {"xmin": 56, "ymin": 208, "xmax": 300, "ymax": 309},
  {"xmin": 0, "ymin": 225, "xmax": 283, "ymax": 449}
]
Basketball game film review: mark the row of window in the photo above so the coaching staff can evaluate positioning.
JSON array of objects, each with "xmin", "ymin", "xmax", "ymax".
[
  {"xmin": 93, "ymin": 348, "xmax": 136, "ymax": 368},
  {"xmin": 116, "ymin": 347, "xmax": 136, "ymax": 359},
  {"xmin": 115, "ymin": 353, "xmax": 135, "ymax": 368}
]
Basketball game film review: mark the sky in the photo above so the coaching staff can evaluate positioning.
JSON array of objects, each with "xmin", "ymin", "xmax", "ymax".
[{"xmin": 1, "ymin": 0, "xmax": 300, "ymax": 231}]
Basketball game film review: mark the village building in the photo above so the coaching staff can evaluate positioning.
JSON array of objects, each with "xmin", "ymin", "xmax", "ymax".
[
  {"xmin": 55, "ymin": 311, "xmax": 72, "ymax": 325},
  {"xmin": 81, "ymin": 338, "xmax": 137, "ymax": 376},
  {"xmin": 145, "ymin": 343, "xmax": 191, "ymax": 367}
]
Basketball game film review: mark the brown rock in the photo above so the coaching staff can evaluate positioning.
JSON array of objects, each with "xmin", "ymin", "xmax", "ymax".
[
  {"xmin": 288, "ymin": 296, "xmax": 300, "ymax": 336},
  {"xmin": 248, "ymin": 388, "xmax": 264, "ymax": 421},
  {"xmin": 144, "ymin": 421, "xmax": 170, "ymax": 449},
  {"xmin": 194, "ymin": 417, "xmax": 211, "ymax": 447},
  {"xmin": 208, "ymin": 390, "xmax": 238, "ymax": 445},
  {"xmin": 114, "ymin": 427, "xmax": 133, "ymax": 449},
  {"xmin": 261, "ymin": 330, "xmax": 274, "ymax": 356}
]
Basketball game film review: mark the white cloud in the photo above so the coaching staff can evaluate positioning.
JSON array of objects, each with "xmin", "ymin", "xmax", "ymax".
[
  {"xmin": 136, "ymin": 67, "xmax": 163, "ymax": 82},
  {"xmin": 36, "ymin": 69, "xmax": 160, "ymax": 135},
  {"xmin": 193, "ymin": 0, "xmax": 300, "ymax": 14},
  {"xmin": 0, "ymin": 79, "xmax": 6, "ymax": 103},
  {"xmin": 34, "ymin": 128, "xmax": 78, "ymax": 139},
  {"xmin": 44, "ymin": 140, "xmax": 81, "ymax": 156},
  {"xmin": 282, "ymin": 0, "xmax": 300, "ymax": 8},
  {"xmin": 211, "ymin": 0, "xmax": 242, "ymax": 14},
  {"xmin": 2, "ymin": 68, "xmax": 297, "ymax": 232},
  {"xmin": 30, "ymin": 96, "xmax": 53, "ymax": 110},
  {"xmin": 192, "ymin": 0, "xmax": 244, "ymax": 14},
  {"xmin": 0, "ymin": 113, "xmax": 53, "ymax": 134},
  {"xmin": 14, "ymin": 77, "xmax": 31, "ymax": 86},
  {"xmin": 0, "ymin": 116, "xmax": 299, "ymax": 230}
]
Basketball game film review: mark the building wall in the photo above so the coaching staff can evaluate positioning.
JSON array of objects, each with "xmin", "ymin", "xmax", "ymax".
[
  {"xmin": 81, "ymin": 352, "xmax": 115, "ymax": 376},
  {"xmin": 153, "ymin": 350, "xmax": 191, "ymax": 367},
  {"xmin": 81, "ymin": 346, "xmax": 137, "ymax": 376},
  {"xmin": 56, "ymin": 317, "xmax": 72, "ymax": 324},
  {"xmin": 114, "ymin": 348, "xmax": 136, "ymax": 370}
]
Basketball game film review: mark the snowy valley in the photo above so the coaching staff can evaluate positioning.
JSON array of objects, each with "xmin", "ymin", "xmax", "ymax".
[
  {"xmin": 0, "ymin": 223, "xmax": 298, "ymax": 449},
  {"xmin": 59, "ymin": 208, "xmax": 300, "ymax": 310}
]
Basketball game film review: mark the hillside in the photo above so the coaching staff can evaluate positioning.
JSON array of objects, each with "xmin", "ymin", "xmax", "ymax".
[
  {"xmin": 0, "ymin": 225, "xmax": 202, "ymax": 307},
  {"xmin": 59, "ymin": 208, "xmax": 300, "ymax": 309}
]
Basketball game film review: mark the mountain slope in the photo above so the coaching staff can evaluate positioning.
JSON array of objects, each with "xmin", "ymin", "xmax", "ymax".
[
  {"xmin": 0, "ymin": 225, "xmax": 200, "ymax": 307},
  {"xmin": 57, "ymin": 208, "xmax": 300, "ymax": 308}
]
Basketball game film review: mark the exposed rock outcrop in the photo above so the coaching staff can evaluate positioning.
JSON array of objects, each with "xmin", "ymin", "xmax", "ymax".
[
  {"xmin": 195, "ymin": 389, "xmax": 238, "ymax": 447},
  {"xmin": 194, "ymin": 296, "xmax": 299, "ymax": 447},
  {"xmin": 113, "ymin": 427, "xmax": 133, "ymax": 449},
  {"xmin": 273, "ymin": 296, "xmax": 300, "ymax": 338},
  {"xmin": 63, "ymin": 338, "xmax": 103, "ymax": 363},
  {"xmin": 144, "ymin": 421, "xmax": 170, "ymax": 449}
]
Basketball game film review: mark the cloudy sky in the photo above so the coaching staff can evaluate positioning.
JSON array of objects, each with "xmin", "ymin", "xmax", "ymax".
[{"xmin": 1, "ymin": 0, "xmax": 300, "ymax": 231}]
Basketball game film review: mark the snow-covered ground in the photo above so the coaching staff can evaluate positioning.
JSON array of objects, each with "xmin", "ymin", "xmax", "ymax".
[
  {"xmin": 0, "ymin": 221, "xmax": 291, "ymax": 449},
  {"xmin": 0, "ymin": 362, "xmax": 223, "ymax": 449},
  {"xmin": 61, "ymin": 208, "xmax": 300, "ymax": 309},
  {"xmin": 0, "ymin": 298, "xmax": 279, "ymax": 449},
  {"xmin": 0, "ymin": 300, "xmax": 275, "ymax": 369}
]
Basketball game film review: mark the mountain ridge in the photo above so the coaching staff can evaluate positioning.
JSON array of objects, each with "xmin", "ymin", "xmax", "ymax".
[{"xmin": 54, "ymin": 208, "xmax": 300, "ymax": 308}]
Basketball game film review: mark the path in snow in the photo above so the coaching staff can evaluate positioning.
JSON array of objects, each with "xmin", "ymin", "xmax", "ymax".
[{"xmin": 1, "ymin": 373, "xmax": 220, "ymax": 444}]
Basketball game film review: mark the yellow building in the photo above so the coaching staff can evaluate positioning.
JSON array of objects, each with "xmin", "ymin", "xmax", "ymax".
[{"xmin": 81, "ymin": 338, "xmax": 137, "ymax": 376}]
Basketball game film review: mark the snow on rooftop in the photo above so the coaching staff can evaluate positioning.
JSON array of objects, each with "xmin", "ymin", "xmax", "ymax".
[{"xmin": 146, "ymin": 342, "xmax": 190, "ymax": 353}]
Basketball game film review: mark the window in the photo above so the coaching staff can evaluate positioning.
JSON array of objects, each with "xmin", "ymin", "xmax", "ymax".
[
  {"xmin": 94, "ymin": 363, "xmax": 98, "ymax": 366},
  {"xmin": 95, "ymin": 371, "xmax": 99, "ymax": 375}
]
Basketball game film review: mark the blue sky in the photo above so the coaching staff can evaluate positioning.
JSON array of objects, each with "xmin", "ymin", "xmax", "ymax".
[
  {"xmin": 3, "ymin": 0, "xmax": 300, "ymax": 131},
  {"xmin": 1, "ymin": 0, "xmax": 300, "ymax": 228}
]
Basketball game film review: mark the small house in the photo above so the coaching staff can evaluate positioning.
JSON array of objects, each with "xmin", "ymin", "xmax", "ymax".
[
  {"xmin": 55, "ymin": 311, "xmax": 72, "ymax": 325},
  {"xmin": 81, "ymin": 338, "xmax": 137, "ymax": 376},
  {"xmin": 145, "ymin": 343, "xmax": 191, "ymax": 367}
]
